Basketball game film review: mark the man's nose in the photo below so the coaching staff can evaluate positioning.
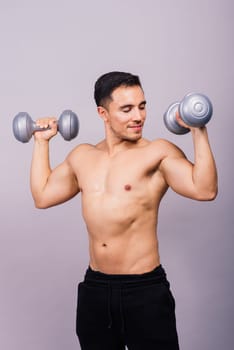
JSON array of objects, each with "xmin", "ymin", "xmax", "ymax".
[{"xmin": 132, "ymin": 109, "xmax": 142, "ymax": 122}]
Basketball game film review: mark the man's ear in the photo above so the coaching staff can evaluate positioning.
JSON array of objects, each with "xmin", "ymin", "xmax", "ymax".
[{"xmin": 97, "ymin": 106, "xmax": 109, "ymax": 122}]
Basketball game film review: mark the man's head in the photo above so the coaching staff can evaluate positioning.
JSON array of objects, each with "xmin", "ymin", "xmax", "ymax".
[
  {"xmin": 95, "ymin": 72, "xmax": 146, "ymax": 143},
  {"xmin": 94, "ymin": 71, "xmax": 142, "ymax": 108}
]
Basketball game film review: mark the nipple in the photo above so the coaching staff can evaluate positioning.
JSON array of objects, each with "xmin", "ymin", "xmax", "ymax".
[{"xmin": 124, "ymin": 184, "xmax": 132, "ymax": 191}]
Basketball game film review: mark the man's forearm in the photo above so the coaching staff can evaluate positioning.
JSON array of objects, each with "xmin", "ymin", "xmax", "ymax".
[
  {"xmin": 191, "ymin": 127, "xmax": 218, "ymax": 199},
  {"xmin": 30, "ymin": 139, "xmax": 52, "ymax": 204}
]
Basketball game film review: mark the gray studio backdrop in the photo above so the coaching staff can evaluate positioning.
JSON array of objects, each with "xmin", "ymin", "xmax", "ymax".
[{"xmin": 0, "ymin": 0, "xmax": 233, "ymax": 349}]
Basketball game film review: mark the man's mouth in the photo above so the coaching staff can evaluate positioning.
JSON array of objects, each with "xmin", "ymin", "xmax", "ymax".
[{"xmin": 128, "ymin": 124, "xmax": 142, "ymax": 130}]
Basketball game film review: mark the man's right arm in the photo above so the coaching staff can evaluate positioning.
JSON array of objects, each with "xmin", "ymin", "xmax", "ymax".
[{"xmin": 30, "ymin": 118, "xmax": 79, "ymax": 209}]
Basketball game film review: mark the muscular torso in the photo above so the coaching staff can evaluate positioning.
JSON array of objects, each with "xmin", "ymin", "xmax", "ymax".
[{"xmin": 69, "ymin": 138, "xmax": 169, "ymax": 274}]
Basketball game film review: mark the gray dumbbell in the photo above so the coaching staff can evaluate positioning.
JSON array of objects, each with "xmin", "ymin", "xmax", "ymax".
[
  {"xmin": 164, "ymin": 93, "xmax": 213, "ymax": 135},
  {"xmin": 13, "ymin": 110, "xmax": 79, "ymax": 143}
]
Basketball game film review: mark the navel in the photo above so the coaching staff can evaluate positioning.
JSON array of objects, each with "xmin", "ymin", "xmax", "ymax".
[
  {"xmin": 124, "ymin": 184, "xmax": 132, "ymax": 191},
  {"xmin": 102, "ymin": 243, "xmax": 107, "ymax": 247}
]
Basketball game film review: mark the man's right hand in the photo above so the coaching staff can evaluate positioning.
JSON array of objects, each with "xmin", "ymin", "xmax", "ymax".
[{"xmin": 34, "ymin": 117, "xmax": 58, "ymax": 141}]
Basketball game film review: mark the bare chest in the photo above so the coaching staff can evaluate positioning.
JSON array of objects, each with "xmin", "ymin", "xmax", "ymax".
[{"xmin": 76, "ymin": 149, "xmax": 164, "ymax": 197}]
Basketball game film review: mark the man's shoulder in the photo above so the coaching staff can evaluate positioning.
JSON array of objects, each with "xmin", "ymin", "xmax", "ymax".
[
  {"xmin": 66, "ymin": 142, "xmax": 96, "ymax": 160},
  {"xmin": 136, "ymin": 137, "xmax": 172, "ymax": 148},
  {"xmin": 73, "ymin": 142, "xmax": 96, "ymax": 151},
  {"xmin": 147, "ymin": 138, "xmax": 185, "ymax": 158},
  {"xmin": 148, "ymin": 138, "xmax": 176, "ymax": 150}
]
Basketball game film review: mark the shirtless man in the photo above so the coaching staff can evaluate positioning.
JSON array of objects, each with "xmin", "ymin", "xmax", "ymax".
[{"xmin": 30, "ymin": 72, "xmax": 218, "ymax": 349}]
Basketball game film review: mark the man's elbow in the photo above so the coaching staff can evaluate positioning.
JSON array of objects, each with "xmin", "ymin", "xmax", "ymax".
[
  {"xmin": 204, "ymin": 189, "xmax": 218, "ymax": 201},
  {"xmin": 33, "ymin": 197, "xmax": 51, "ymax": 209},
  {"xmin": 197, "ymin": 186, "xmax": 218, "ymax": 201}
]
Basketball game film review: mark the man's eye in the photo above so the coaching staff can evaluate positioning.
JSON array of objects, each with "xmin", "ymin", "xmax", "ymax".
[{"xmin": 123, "ymin": 108, "xmax": 131, "ymax": 113}]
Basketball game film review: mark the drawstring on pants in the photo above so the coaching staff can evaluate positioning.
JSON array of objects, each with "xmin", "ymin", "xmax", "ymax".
[
  {"xmin": 107, "ymin": 281, "xmax": 125, "ymax": 334},
  {"xmin": 119, "ymin": 283, "xmax": 125, "ymax": 334},
  {"xmin": 107, "ymin": 281, "xmax": 112, "ymax": 329}
]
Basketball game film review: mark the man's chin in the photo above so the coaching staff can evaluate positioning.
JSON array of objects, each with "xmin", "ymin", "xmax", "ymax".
[{"xmin": 123, "ymin": 134, "xmax": 142, "ymax": 143}]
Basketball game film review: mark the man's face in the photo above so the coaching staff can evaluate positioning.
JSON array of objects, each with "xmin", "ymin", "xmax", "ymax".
[{"xmin": 103, "ymin": 85, "xmax": 146, "ymax": 142}]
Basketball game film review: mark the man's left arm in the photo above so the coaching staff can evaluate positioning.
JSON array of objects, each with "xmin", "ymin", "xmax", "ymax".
[
  {"xmin": 159, "ymin": 127, "xmax": 218, "ymax": 201},
  {"xmin": 189, "ymin": 127, "xmax": 218, "ymax": 199}
]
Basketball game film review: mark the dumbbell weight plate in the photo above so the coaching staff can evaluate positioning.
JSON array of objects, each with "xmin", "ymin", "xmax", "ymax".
[
  {"xmin": 12, "ymin": 112, "xmax": 34, "ymax": 143},
  {"xmin": 58, "ymin": 110, "xmax": 79, "ymax": 141},
  {"xmin": 163, "ymin": 102, "xmax": 190, "ymax": 135},
  {"xmin": 179, "ymin": 93, "xmax": 213, "ymax": 127}
]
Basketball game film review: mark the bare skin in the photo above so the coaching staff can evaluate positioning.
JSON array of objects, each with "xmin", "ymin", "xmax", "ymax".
[{"xmin": 30, "ymin": 86, "xmax": 218, "ymax": 274}]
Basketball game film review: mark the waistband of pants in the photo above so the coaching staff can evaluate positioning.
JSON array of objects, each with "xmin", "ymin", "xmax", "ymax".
[{"xmin": 84, "ymin": 264, "xmax": 167, "ymax": 287}]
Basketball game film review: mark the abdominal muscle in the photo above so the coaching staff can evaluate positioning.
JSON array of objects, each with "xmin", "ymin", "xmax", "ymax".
[{"xmin": 81, "ymin": 192, "xmax": 161, "ymax": 274}]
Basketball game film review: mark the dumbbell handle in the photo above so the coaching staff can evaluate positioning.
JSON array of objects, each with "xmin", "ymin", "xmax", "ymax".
[{"xmin": 31, "ymin": 120, "xmax": 57, "ymax": 132}]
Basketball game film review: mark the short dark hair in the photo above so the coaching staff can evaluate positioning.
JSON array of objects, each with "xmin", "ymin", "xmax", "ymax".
[{"xmin": 94, "ymin": 71, "xmax": 142, "ymax": 107}]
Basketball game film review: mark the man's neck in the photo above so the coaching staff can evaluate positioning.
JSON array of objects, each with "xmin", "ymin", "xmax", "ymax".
[{"xmin": 97, "ymin": 137, "xmax": 144, "ymax": 156}]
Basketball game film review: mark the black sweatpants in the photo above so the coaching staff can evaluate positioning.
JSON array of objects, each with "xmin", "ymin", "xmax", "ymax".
[{"xmin": 76, "ymin": 265, "xmax": 180, "ymax": 349}]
